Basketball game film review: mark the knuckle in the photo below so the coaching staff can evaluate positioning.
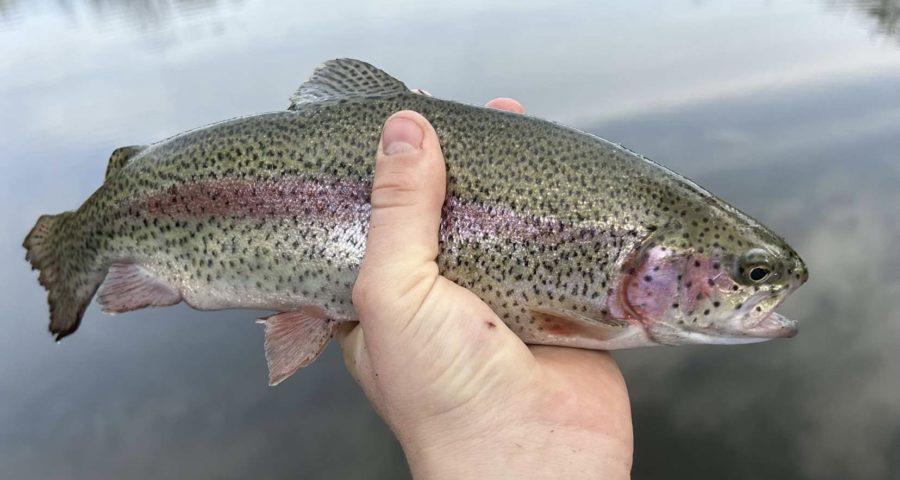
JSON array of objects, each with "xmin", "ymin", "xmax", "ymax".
[{"xmin": 370, "ymin": 167, "xmax": 421, "ymax": 210}]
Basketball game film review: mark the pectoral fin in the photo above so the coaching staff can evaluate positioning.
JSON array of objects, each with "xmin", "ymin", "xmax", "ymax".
[
  {"xmin": 529, "ymin": 305, "xmax": 626, "ymax": 341},
  {"xmin": 257, "ymin": 307, "xmax": 337, "ymax": 386}
]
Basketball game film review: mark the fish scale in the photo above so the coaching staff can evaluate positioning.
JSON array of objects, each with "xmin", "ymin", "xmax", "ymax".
[{"xmin": 24, "ymin": 58, "xmax": 807, "ymax": 385}]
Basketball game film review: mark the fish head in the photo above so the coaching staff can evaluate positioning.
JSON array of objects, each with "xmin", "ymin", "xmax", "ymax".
[{"xmin": 617, "ymin": 206, "xmax": 808, "ymax": 346}]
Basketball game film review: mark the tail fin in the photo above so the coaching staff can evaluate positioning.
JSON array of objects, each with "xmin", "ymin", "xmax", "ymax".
[{"xmin": 23, "ymin": 213, "xmax": 100, "ymax": 341}]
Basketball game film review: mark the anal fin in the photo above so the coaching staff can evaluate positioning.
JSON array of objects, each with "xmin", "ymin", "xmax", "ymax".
[
  {"xmin": 97, "ymin": 263, "xmax": 182, "ymax": 313},
  {"xmin": 257, "ymin": 307, "xmax": 336, "ymax": 386}
]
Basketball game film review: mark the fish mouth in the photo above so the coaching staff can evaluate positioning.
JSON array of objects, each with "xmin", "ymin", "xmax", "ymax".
[
  {"xmin": 739, "ymin": 287, "xmax": 800, "ymax": 338},
  {"xmin": 740, "ymin": 312, "xmax": 798, "ymax": 338},
  {"xmin": 697, "ymin": 289, "xmax": 799, "ymax": 340},
  {"xmin": 677, "ymin": 311, "xmax": 798, "ymax": 345}
]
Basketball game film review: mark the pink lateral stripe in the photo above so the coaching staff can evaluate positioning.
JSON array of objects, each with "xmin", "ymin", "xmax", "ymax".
[{"xmin": 135, "ymin": 176, "xmax": 568, "ymax": 243}]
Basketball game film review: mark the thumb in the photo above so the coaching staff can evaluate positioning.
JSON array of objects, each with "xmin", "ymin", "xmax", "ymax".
[{"xmin": 352, "ymin": 111, "xmax": 446, "ymax": 348}]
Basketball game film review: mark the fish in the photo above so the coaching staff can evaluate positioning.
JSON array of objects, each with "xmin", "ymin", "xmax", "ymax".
[{"xmin": 23, "ymin": 58, "xmax": 808, "ymax": 385}]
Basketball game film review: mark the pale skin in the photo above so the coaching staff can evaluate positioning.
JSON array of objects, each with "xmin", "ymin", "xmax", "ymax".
[{"xmin": 335, "ymin": 98, "xmax": 633, "ymax": 479}]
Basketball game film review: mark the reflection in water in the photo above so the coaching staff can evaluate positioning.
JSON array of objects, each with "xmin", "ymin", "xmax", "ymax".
[
  {"xmin": 83, "ymin": 0, "xmax": 226, "ymax": 27},
  {"xmin": 3, "ymin": 0, "xmax": 898, "ymax": 43},
  {"xmin": 0, "ymin": 0, "xmax": 234, "ymax": 29},
  {"xmin": 827, "ymin": 0, "xmax": 900, "ymax": 41},
  {"xmin": 592, "ymin": 70, "xmax": 900, "ymax": 479},
  {"xmin": 864, "ymin": 0, "xmax": 900, "ymax": 37},
  {"xmin": 2, "ymin": 1, "xmax": 900, "ymax": 479},
  {"xmin": 0, "ymin": 0, "xmax": 19, "ymax": 20}
]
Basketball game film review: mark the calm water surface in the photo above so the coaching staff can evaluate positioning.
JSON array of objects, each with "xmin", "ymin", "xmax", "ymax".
[{"xmin": 1, "ymin": 1, "xmax": 899, "ymax": 478}]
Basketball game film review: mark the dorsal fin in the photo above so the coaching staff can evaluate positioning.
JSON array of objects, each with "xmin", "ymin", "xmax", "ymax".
[
  {"xmin": 288, "ymin": 58, "xmax": 409, "ymax": 110},
  {"xmin": 105, "ymin": 145, "xmax": 146, "ymax": 179}
]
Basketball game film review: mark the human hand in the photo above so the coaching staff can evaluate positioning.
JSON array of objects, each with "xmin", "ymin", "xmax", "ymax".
[{"xmin": 336, "ymin": 98, "xmax": 633, "ymax": 479}]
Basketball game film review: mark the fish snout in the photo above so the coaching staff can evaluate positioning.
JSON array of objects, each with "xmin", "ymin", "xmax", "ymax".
[{"xmin": 795, "ymin": 259, "xmax": 809, "ymax": 285}]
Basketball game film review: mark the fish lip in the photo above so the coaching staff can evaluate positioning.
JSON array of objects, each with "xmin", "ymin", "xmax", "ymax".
[
  {"xmin": 684, "ymin": 312, "xmax": 798, "ymax": 341},
  {"xmin": 687, "ymin": 289, "xmax": 800, "ymax": 340},
  {"xmin": 740, "ymin": 312, "xmax": 799, "ymax": 338}
]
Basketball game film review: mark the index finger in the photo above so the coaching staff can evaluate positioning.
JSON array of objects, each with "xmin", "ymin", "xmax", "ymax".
[{"xmin": 485, "ymin": 97, "xmax": 525, "ymax": 113}]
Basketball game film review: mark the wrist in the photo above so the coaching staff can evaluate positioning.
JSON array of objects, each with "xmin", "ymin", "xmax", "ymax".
[{"xmin": 401, "ymin": 421, "xmax": 632, "ymax": 480}]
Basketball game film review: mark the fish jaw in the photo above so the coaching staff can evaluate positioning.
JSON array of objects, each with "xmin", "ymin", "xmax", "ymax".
[
  {"xmin": 700, "ymin": 290, "xmax": 800, "ymax": 340},
  {"xmin": 741, "ymin": 312, "xmax": 798, "ymax": 338},
  {"xmin": 668, "ymin": 312, "xmax": 798, "ymax": 345}
]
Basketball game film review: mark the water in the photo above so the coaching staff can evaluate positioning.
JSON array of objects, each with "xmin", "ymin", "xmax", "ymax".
[{"xmin": 1, "ymin": 1, "xmax": 898, "ymax": 478}]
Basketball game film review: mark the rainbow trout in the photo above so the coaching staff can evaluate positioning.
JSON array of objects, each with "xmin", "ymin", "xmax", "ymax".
[{"xmin": 24, "ymin": 59, "xmax": 808, "ymax": 385}]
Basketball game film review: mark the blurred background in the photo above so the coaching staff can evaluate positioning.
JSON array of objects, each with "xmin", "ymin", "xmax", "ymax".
[{"xmin": 2, "ymin": 0, "xmax": 899, "ymax": 478}]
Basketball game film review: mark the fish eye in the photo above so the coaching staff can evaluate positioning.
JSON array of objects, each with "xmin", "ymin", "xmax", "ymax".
[
  {"xmin": 748, "ymin": 266, "xmax": 770, "ymax": 283},
  {"xmin": 736, "ymin": 248, "xmax": 776, "ymax": 285}
]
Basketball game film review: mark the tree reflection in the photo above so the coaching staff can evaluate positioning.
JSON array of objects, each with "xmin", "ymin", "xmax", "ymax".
[
  {"xmin": 826, "ymin": 0, "xmax": 900, "ymax": 41},
  {"xmin": 0, "ymin": 0, "xmax": 235, "ymax": 29},
  {"xmin": 3, "ymin": 0, "xmax": 898, "ymax": 41},
  {"xmin": 863, "ymin": 0, "xmax": 900, "ymax": 38}
]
